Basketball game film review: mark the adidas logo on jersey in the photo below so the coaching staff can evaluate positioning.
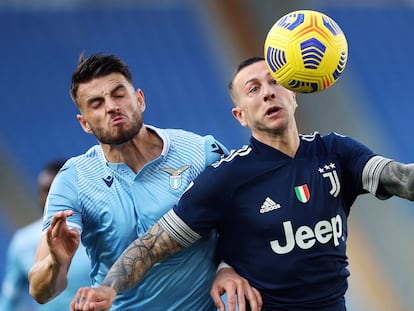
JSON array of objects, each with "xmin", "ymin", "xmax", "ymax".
[{"xmin": 260, "ymin": 197, "xmax": 281, "ymax": 213}]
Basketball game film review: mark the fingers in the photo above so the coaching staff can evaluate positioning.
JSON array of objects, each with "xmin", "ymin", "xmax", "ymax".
[
  {"xmin": 71, "ymin": 297, "xmax": 107, "ymax": 311},
  {"xmin": 222, "ymin": 282, "xmax": 243, "ymax": 311},
  {"xmin": 227, "ymin": 293, "xmax": 240, "ymax": 311},
  {"xmin": 243, "ymin": 287, "xmax": 263, "ymax": 311},
  {"xmin": 235, "ymin": 280, "xmax": 264, "ymax": 311},
  {"xmin": 71, "ymin": 288, "xmax": 96, "ymax": 311},
  {"xmin": 48, "ymin": 210, "xmax": 78, "ymax": 241},
  {"xmin": 210, "ymin": 287, "xmax": 225, "ymax": 311},
  {"xmin": 211, "ymin": 279, "xmax": 238, "ymax": 311},
  {"xmin": 212, "ymin": 267, "xmax": 262, "ymax": 311},
  {"xmin": 70, "ymin": 288, "xmax": 90, "ymax": 311},
  {"xmin": 70, "ymin": 286, "xmax": 115, "ymax": 311},
  {"xmin": 49, "ymin": 211, "xmax": 72, "ymax": 237},
  {"xmin": 50, "ymin": 210, "xmax": 73, "ymax": 226},
  {"xmin": 210, "ymin": 282, "xmax": 226, "ymax": 311}
]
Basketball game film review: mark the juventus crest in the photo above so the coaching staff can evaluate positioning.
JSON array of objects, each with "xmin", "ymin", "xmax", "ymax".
[{"xmin": 319, "ymin": 162, "xmax": 341, "ymax": 197}]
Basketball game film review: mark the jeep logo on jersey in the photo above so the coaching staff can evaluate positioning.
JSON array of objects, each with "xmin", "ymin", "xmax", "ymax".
[
  {"xmin": 270, "ymin": 214, "xmax": 343, "ymax": 254},
  {"xmin": 160, "ymin": 165, "xmax": 191, "ymax": 189},
  {"xmin": 319, "ymin": 162, "xmax": 341, "ymax": 197}
]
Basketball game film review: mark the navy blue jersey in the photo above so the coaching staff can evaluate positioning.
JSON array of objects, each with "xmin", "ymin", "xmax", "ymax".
[{"xmin": 160, "ymin": 132, "xmax": 391, "ymax": 310}]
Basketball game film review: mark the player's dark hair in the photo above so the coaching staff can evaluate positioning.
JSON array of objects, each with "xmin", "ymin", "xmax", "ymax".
[
  {"xmin": 228, "ymin": 56, "xmax": 265, "ymax": 93},
  {"xmin": 70, "ymin": 52, "xmax": 134, "ymax": 106}
]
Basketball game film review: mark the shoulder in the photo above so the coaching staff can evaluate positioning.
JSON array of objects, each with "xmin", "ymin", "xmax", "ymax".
[
  {"xmin": 162, "ymin": 128, "xmax": 226, "ymax": 151},
  {"xmin": 300, "ymin": 131, "xmax": 349, "ymax": 141},
  {"xmin": 162, "ymin": 127, "xmax": 203, "ymax": 140},
  {"xmin": 300, "ymin": 131, "xmax": 367, "ymax": 151},
  {"xmin": 188, "ymin": 145, "xmax": 255, "ymax": 195},
  {"xmin": 299, "ymin": 131, "xmax": 343, "ymax": 143},
  {"xmin": 62, "ymin": 145, "xmax": 106, "ymax": 175},
  {"xmin": 154, "ymin": 126, "xmax": 228, "ymax": 166},
  {"xmin": 211, "ymin": 145, "xmax": 252, "ymax": 169},
  {"xmin": 49, "ymin": 146, "xmax": 108, "ymax": 198},
  {"xmin": 71, "ymin": 145, "xmax": 104, "ymax": 164},
  {"xmin": 196, "ymin": 145, "xmax": 254, "ymax": 184}
]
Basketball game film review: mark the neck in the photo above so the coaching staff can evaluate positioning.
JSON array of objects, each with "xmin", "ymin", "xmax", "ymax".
[
  {"xmin": 100, "ymin": 126, "xmax": 163, "ymax": 173},
  {"xmin": 253, "ymin": 127, "xmax": 300, "ymax": 158}
]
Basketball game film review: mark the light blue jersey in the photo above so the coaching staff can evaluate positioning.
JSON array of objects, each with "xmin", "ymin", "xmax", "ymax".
[
  {"xmin": 0, "ymin": 219, "xmax": 91, "ymax": 311},
  {"xmin": 43, "ymin": 126, "xmax": 227, "ymax": 310}
]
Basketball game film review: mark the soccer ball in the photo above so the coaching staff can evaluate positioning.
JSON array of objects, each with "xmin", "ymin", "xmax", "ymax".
[{"xmin": 264, "ymin": 10, "xmax": 348, "ymax": 93}]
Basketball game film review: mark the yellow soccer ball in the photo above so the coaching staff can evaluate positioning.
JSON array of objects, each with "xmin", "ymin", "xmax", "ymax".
[{"xmin": 264, "ymin": 10, "xmax": 348, "ymax": 93}]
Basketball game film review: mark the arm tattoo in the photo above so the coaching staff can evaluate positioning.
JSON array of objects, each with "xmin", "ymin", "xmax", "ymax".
[
  {"xmin": 102, "ymin": 222, "xmax": 183, "ymax": 293},
  {"xmin": 379, "ymin": 162, "xmax": 414, "ymax": 200}
]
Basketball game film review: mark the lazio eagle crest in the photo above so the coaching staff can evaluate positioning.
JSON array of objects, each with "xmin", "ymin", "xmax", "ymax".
[{"xmin": 160, "ymin": 165, "xmax": 191, "ymax": 189}]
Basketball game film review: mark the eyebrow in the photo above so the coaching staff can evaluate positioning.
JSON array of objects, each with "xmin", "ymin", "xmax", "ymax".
[
  {"xmin": 244, "ymin": 78, "xmax": 258, "ymax": 86},
  {"xmin": 86, "ymin": 83, "xmax": 125, "ymax": 106},
  {"xmin": 244, "ymin": 72, "xmax": 273, "ymax": 87}
]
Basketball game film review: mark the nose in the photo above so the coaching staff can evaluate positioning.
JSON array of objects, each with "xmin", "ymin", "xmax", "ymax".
[
  {"xmin": 262, "ymin": 79, "xmax": 277, "ymax": 102},
  {"xmin": 263, "ymin": 91, "xmax": 276, "ymax": 102},
  {"xmin": 105, "ymin": 98, "xmax": 120, "ymax": 113}
]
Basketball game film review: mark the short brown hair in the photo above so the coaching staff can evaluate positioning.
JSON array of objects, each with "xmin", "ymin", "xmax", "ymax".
[{"xmin": 70, "ymin": 53, "xmax": 134, "ymax": 107}]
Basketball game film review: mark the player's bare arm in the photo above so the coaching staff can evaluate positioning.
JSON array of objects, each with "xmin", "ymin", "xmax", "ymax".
[
  {"xmin": 29, "ymin": 210, "xmax": 78, "ymax": 303},
  {"xmin": 104, "ymin": 222, "xmax": 183, "ymax": 293},
  {"xmin": 70, "ymin": 223, "xmax": 183, "ymax": 311},
  {"xmin": 378, "ymin": 161, "xmax": 414, "ymax": 200}
]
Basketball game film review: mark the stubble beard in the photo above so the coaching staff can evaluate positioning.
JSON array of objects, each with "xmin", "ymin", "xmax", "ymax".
[{"xmin": 95, "ymin": 115, "xmax": 143, "ymax": 145}]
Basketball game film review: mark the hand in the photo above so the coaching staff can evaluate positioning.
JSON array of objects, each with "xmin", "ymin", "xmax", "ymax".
[
  {"xmin": 211, "ymin": 267, "xmax": 262, "ymax": 311},
  {"xmin": 47, "ymin": 210, "xmax": 80, "ymax": 264},
  {"xmin": 70, "ymin": 286, "xmax": 116, "ymax": 311}
]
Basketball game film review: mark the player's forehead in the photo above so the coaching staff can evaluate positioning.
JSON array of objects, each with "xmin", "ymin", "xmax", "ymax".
[
  {"xmin": 78, "ymin": 73, "xmax": 130, "ymax": 99},
  {"xmin": 234, "ymin": 60, "xmax": 270, "ymax": 87}
]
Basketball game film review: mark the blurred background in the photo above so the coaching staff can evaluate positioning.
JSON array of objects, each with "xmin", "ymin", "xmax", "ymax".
[{"xmin": 0, "ymin": 0, "xmax": 413, "ymax": 309}]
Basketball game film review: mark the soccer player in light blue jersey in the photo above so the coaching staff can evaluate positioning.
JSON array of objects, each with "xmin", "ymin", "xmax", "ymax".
[
  {"xmin": 70, "ymin": 57, "xmax": 414, "ymax": 311},
  {"xmin": 28, "ymin": 53, "xmax": 253, "ymax": 311},
  {"xmin": 0, "ymin": 160, "xmax": 90, "ymax": 311}
]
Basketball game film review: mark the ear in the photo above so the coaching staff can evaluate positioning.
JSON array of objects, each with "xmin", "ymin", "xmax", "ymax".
[
  {"xmin": 232, "ymin": 107, "xmax": 248, "ymax": 127},
  {"xmin": 77, "ymin": 114, "xmax": 93, "ymax": 134},
  {"xmin": 291, "ymin": 91, "xmax": 298, "ymax": 108},
  {"xmin": 136, "ymin": 88, "xmax": 146, "ymax": 112}
]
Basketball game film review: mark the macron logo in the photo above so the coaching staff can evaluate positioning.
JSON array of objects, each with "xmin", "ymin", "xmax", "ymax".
[
  {"xmin": 102, "ymin": 175, "xmax": 114, "ymax": 187},
  {"xmin": 260, "ymin": 197, "xmax": 281, "ymax": 213}
]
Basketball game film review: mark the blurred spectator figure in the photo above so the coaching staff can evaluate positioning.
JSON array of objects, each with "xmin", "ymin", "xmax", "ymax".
[{"xmin": 0, "ymin": 159, "xmax": 91, "ymax": 310}]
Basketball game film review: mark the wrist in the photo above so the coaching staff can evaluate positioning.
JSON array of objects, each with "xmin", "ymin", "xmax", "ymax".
[{"xmin": 217, "ymin": 261, "xmax": 232, "ymax": 272}]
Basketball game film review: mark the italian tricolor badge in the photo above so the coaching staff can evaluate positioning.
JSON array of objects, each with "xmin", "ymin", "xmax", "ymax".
[{"xmin": 295, "ymin": 184, "xmax": 310, "ymax": 203}]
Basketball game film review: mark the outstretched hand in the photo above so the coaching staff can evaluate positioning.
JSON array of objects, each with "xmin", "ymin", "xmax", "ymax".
[
  {"xmin": 70, "ymin": 286, "xmax": 116, "ymax": 311},
  {"xmin": 211, "ymin": 267, "xmax": 262, "ymax": 311},
  {"xmin": 46, "ymin": 210, "xmax": 80, "ymax": 264}
]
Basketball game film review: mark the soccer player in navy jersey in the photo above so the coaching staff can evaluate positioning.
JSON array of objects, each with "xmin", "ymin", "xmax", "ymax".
[
  {"xmin": 28, "ymin": 53, "xmax": 256, "ymax": 311},
  {"xmin": 69, "ymin": 56, "xmax": 414, "ymax": 311}
]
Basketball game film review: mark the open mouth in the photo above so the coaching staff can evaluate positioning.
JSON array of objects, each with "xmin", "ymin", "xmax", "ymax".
[{"xmin": 266, "ymin": 106, "xmax": 281, "ymax": 116}]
